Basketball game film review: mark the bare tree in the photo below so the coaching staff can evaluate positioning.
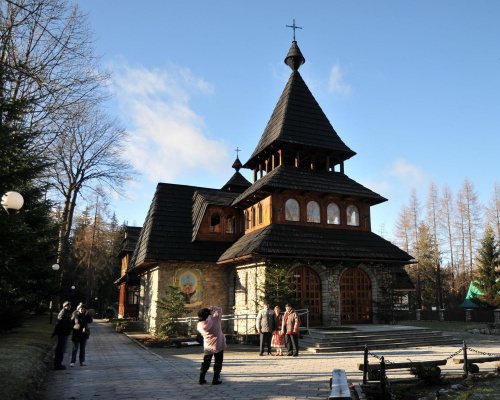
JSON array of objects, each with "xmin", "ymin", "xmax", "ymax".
[
  {"xmin": 47, "ymin": 103, "xmax": 133, "ymax": 282},
  {"xmin": 456, "ymin": 178, "xmax": 482, "ymax": 281},
  {"xmin": 0, "ymin": 0, "xmax": 107, "ymax": 147},
  {"xmin": 425, "ymin": 181, "xmax": 442, "ymax": 308},
  {"xmin": 485, "ymin": 181, "xmax": 500, "ymax": 241},
  {"xmin": 439, "ymin": 184, "xmax": 457, "ymax": 290}
]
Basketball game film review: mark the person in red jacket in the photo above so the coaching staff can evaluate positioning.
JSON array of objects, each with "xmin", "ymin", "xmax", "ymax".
[
  {"xmin": 197, "ymin": 306, "xmax": 227, "ymax": 385},
  {"xmin": 281, "ymin": 303, "xmax": 300, "ymax": 357}
]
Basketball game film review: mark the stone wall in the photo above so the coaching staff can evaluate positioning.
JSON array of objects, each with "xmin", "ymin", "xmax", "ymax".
[{"xmin": 140, "ymin": 261, "xmax": 231, "ymax": 334}]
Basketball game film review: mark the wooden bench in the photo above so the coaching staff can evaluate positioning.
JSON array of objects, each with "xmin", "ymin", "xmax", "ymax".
[
  {"xmin": 453, "ymin": 356, "xmax": 500, "ymax": 373},
  {"xmin": 358, "ymin": 359, "xmax": 447, "ymax": 381},
  {"xmin": 328, "ymin": 369, "xmax": 351, "ymax": 400}
]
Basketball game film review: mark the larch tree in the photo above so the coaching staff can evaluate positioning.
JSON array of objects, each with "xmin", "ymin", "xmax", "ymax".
[
  {"xmin": 439, "ymin": 184, "xmax": 457, "ymax": 291},
  {"xmin": 425, "ymin": 181, "xmax": 443, "ymax": 308},
  {"xmin": 408, "ymin": 189, "xmax": 422, "ymax": 308},
  {"xmin": 484, "ymin": 181, "xmax": 500, "ymax": 242}
]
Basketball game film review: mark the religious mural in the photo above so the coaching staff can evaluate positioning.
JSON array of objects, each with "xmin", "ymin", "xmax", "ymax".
[{"xmin": 175, "ymin": 268, "xmax": 202, "ymax": 306}]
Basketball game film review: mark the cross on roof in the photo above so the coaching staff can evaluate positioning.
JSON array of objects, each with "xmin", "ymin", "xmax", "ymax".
[
  {"xmin": 286, "ymin": 19, "xmax": 302, "ymax": 41},
  {"xmin": 235, "ymin": 147, "xmax": 241, "ymax": 158}
]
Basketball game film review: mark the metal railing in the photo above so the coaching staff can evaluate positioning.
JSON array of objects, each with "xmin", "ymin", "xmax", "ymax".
[{"xmin": 176, "ymin": 308, "xmax": 310, "ymax": 344}]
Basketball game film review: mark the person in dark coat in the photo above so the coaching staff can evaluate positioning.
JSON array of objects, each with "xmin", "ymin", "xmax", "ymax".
[
  {"xmin": 52, "ymin": 301, "xmax": 72, "ymax": 370},
  {"xmin": 70, "ymin": 303, "xmax": 93, "ymax": 367}
]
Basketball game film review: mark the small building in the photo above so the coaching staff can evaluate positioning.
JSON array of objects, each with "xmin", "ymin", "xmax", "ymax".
[{"xmin": 123, "ymin": 40, "xmax": 413, "ymax": 333}]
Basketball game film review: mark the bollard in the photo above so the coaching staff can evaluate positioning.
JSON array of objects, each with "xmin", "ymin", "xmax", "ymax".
[
  {"xmin": 380, "ymin": 356, "xmax": 386, "ymax": 399},
  {"xmin": 363, "ymin": 345, "xmax": 368, "ymax": 384},
  {"xmin": 463, "ymin": 341, "xmax": 468, "ymax": 377}
]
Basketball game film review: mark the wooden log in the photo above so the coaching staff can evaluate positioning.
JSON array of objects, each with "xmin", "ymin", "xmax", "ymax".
[
  {"xmin": 453, "ymin": 356, "xmax": 500, "ymax": 364},
  {"xmin": 357, "ymin": 359, "xmax": 447, "ymax": 371}
]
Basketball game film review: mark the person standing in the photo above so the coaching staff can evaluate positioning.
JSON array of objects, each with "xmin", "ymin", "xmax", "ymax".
[
  {"xmin": 197, "ymin": 305, "xmax": 227, "ymax": 385},
  {"xmin": 281, "ymin": 303, "xmax": 300, "ymax": 357},
  {"xmin": 52, "ymin": 301, "xmax": 72, "ymax": 370},
  {"xmin": 255, "ymin": 300, "xmax": 275, "ymax": 356},
  {"xmin": 271, "ymin": 305, "xmax": 286, "ymax": 356},
  {"xmin": 70, "ymin": 303, "xmax": 93, "ymax": 367}
]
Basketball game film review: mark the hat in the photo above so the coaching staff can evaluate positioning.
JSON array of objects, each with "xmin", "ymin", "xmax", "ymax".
[
  {"xmin": 264, "ymin": 300, "xmax": 270, "ymax": 305},
  {"xmin": 79, "ymin": 304, "xmax": 87, "ymax": 309},
  {"xmin": 63, "ymin": 301, "xmax": 71, "ymax": 307},
  {"xmin": 198, "ymin": 308, "xmax": 211, "ymax": 322},
  {"xmin": 285, "ymin": 303, "xmax": 292, "ymax": 308}
]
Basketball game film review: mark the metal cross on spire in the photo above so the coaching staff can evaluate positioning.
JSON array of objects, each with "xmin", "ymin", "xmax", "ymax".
[
  {"xmin": 286, "ymin": 19, "xmax": 302, "ymax": 41},
  {"xmin": 235, "ymin": 147, "xmax": 241, "ymax": 158}
]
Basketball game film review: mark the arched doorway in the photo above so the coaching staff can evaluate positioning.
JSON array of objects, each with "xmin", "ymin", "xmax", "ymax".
[
  {"xmin": 289, "ymin": 266, "xmax": 322, "ymax": 326},
  {"xmin": 340, "ymin": 268, "xmax": 372, "ymax": 324}
]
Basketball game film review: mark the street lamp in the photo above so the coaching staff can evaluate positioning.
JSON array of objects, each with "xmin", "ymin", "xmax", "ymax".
[
  {"xmin": 1, "ymin": 191, "xmax": 24, "ymax": 213},
  {"xmin": 49, "ymin": 264, "xmax": 60, "ymax": 324}
]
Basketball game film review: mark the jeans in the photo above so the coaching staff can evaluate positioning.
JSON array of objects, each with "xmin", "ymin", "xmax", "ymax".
[
  {"xmin": 54, "ymin": 335, "xmax": 69, "ymax": 367},
  {"xmin": 71, "ymin": 338, "xmax": 88, "ymax": 363}
]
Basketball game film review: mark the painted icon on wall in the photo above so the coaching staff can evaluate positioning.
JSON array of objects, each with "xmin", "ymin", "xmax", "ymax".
[{"xmin": 175, "ymin": 269, "xmax": 202, "ymax": 306}]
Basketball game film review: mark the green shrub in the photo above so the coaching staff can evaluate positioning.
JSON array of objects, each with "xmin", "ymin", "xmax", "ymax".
[{"xmin": 409, "ymin": 363, "xmax": 442, "ymax": 384}]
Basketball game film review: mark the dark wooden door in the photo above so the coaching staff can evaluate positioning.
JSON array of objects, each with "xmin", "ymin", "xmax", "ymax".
[
  {"xmin": 289, "ymin": 266, "xmax": 322, "ymax": 326},
  {"xmin": 340, "ymin": 268, "xmax": 372, "ymax": 324}
]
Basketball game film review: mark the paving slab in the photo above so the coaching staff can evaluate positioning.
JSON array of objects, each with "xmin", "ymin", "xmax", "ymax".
[{"xmin": 38, "ymin": 320, "xmax": 500, "ymax": 399}]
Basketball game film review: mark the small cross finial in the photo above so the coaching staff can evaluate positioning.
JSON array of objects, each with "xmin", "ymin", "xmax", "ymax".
[
  {"xmin": 286, "ymin": 19, "xmax": 302, "ymax": 41},
  {"xmin": 235, "ymin": 147, "xmax": 241, "ymax": 158}
]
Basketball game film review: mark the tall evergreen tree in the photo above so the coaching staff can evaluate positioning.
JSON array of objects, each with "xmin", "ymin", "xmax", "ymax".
[{"xmin": 473, "ymin": 228, "xmax": 500, "ymax": 308}]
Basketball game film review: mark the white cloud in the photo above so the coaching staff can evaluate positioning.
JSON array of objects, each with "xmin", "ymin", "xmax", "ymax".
[
  {"xmin": 328, "ymin": 64, "xmax": 351, "ymax": 96},
  {"xmin": 111, "ymin": 62, "xmax": 228, "ymax": 183},
  {"xmin": 389, "ymin": 158, "xmax": 426, "ymax": 186}
]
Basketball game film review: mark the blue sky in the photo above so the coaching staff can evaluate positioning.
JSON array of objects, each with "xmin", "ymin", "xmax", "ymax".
[{"xmin": 76, "ymin": 1, "xmax": 499, "ymax": 239}]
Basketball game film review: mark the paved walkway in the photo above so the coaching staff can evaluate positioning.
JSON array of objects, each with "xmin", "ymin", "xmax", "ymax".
[{"xmin": 38, "ymin": 320, "xmax": 500, "ymax": 400}]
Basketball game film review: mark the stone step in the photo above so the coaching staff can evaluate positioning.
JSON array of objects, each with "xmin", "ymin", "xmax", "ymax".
[
  {"xmin": 302, "ymin": 332, "xmax": 450, "ymax": 347},
  {"xmin": 301, "ymin": 334, "xmax": 461, "ymax": 348}
]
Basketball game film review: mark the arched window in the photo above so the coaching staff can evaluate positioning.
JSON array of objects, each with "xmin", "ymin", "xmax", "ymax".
[
  {"xmin": 210, "ymin": 213, "xmax": 221, "ymax": 232},
  {"xmin": 327, "ymin": 203, "xmax": 340, "ymax": 225},
  {"xmin": 306, "ymin": 201, "xmax": 321, "ymax": 223},
  {"xmin": 244, "ymin": 211, "xmax": 249, "ymax": 230},
  {"xmin": 285, "ymin": 199, "xmax": 300, "ymax": 221},
  {"xmin": 226, "ymin": 214, "xmax": 235, "ymax": 233},
  {"xmin": 251, "ymin": 206, "xmax": 256, "ymax": 227},
  {"xmin": 346, "ymin": 205, "xmax": 359, "ymax": 226},
  {"xmin": 258, "ymin": 203, "xmax": 263, "ymax": 225}
]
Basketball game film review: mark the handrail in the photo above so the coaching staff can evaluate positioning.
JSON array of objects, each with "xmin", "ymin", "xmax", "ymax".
[{"xmin": 175, "ymin": 308, "xmax": 310, "ymax": 344}]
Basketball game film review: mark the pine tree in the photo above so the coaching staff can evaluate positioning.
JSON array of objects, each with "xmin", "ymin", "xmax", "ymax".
[
  {"xmin": 472, "ymin": 228, "xmax": 500, "ymax": 308},
  {"xmin": 260, "ymin": 261, "xmax": 298, "ymax": 309},
  {"xmin": 156, "ymin": 285, "xmax": 190, "ymax": 338}
]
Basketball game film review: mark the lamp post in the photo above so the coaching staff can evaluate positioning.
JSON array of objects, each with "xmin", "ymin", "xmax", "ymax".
[
  {"xmin": 49, "ymin": 264, "xmax": 60, "ymax": 324},
  {"xmin": 1, "ymin": 191, "xmax": 24, "ymax": 213}
]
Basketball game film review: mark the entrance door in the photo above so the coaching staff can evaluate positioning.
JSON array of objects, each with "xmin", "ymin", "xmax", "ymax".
[
  {"xmin": 289, "ymin": 266, "xmax": 322, "ymax": 326},
  {"xmin": 340, "ymin": 268, "xmax": 372, "ymax": 324}
]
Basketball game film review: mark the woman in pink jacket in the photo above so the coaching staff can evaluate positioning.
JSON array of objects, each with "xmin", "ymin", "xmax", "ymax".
[{"xmin": 197, "ymin": 305, "xmax": 227, "ymax": 385}]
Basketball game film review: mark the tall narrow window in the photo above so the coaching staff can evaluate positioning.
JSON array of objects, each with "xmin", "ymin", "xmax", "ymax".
[
  {"xmin": 285, "ymin": 199, "xmax": 300, "ymax": 221},
  {"xmin": 306, "ymin": 201, "xmax": 321, "ymax": 223},
  {"xmin": 226, "ymin": 214, "xmax": 235, "ymax": 233},
  {"xmin": 258, "ymin": 203, "xmax": 263, "ymax": 225},
  {"xmin": 327, "ymin": 203, "xmax": 340, "ymax": 225},
  {"xmin": 244, "ymin": 211, "xmax": 249, "ymax": 230},
  {"xmin": 346, "ymin": 205, "xmax": 359, "ymax": 226},
  {"xmin": 251, "ymin": 206, "xmax": 256, "ymax": 227},
  {"xmin": 210, "ymin": 213, "xmax": 221, "ymax": 232}
]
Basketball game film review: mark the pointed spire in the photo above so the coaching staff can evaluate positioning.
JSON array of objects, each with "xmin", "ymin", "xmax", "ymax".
[
  {"xmin": 232, "ymin": 156, "xmax": 242, "ymax": 172},
  {"xmin": 284, "ymin": 41, "xmax": 305, "ymax": 71}
]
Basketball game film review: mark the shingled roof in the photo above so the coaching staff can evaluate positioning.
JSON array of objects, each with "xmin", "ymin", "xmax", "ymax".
[
  {"xmin": 244, "ymin": 69, "xmax": 355, "ymax": 169},
  {"xmin": 192, "ymin": 189, "xmax": 240, "ymax": 241},
  {"xmin": 220, "ymin": 170, "xmax": 252, "ymax": 193},
  {"xmin": 232, "ymin": 164, "xmax": 387, "ymax": 207},
  {"xmin": 128, "ymin": 183, "xmax": 234, "ymax": 272},
  {"xmin": 117, "ymin": 226, "xmax": 142, "ymax": 258},
  {"xmin": 218, "ymin": 224, "xmax": 413, "ymax": 264}
]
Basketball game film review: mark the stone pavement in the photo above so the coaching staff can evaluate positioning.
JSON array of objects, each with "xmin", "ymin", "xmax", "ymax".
[{"xmin": 38, "ymin": 320, "xmax": 500, "ymax": 400}]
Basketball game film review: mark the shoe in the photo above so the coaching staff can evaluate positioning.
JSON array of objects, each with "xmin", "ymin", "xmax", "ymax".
[
  {"xmin": 268, "ymin": 353, "xmax": 273, "ymax": 356},
  {"xmin": 70, "ymin": 363, "xmax": 74, "ymax": 367},
  {"xmin": 293, "ymin": 354, "xmax": 298, "ymax": 357},
  {"xmin": 259, "ymin": 353, "xmax": 264, "ymax": 356},
  {"xmin": 80, "ymin": 362, "xmax": 86, "ymax": 366},
  {"xmin": 54, "ymin": 365, "xmax": 66, "ymax": 370},
  {"xmin": 287, "ymin": 353, "xmax": 293, "ymax": 356}
]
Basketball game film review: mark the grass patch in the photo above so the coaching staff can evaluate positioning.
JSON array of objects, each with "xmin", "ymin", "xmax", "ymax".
[{"xmin": 0, "ymin": 315, "xmax": 55, "ymax": 400}]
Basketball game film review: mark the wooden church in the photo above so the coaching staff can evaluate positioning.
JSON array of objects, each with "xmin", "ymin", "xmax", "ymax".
[{"xmin": 120, "ymin": 40, "xmax": 414, "ymax": 333}]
